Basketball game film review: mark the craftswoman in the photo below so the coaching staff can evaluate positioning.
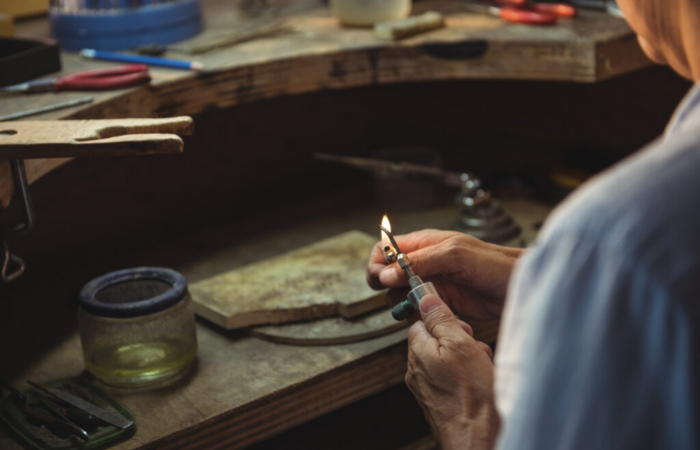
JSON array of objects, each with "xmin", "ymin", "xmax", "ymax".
[{"xmin": 368, "ymin": 1, "xmax": 700, "ymax": 448}]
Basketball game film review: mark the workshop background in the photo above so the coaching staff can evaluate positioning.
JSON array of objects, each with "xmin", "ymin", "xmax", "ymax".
[{"xmin": 0, "ymin": 0, "xmax": 692, "ymax": 449}]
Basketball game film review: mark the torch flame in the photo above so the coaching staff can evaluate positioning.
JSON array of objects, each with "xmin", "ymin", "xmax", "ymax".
[{"xmin": 381, "ymin": 215, "xmax": 391, "ymax": 245}]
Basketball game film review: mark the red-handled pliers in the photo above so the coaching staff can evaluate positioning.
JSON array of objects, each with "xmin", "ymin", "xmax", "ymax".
[
  {"xmin": 464, "ymin": 0, "xmax": 575, "ymax": 24},
  {"xmin": 1, "ymin": 65, "xmax": 151, "ymax": 93},
  {"xmin": 492, "ymin": 0, "xmax": 577, "ymax": 17}
]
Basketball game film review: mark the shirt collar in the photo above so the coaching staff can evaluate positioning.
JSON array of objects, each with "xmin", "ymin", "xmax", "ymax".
[{"xmin": 666, "ymin": 82, "xmax": 700, "ymax": 138}]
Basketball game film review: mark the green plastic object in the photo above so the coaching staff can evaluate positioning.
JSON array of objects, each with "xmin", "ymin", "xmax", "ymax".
[{"xmin": 0, "ymin": 377, "xmax": 135, "ymax": 450}]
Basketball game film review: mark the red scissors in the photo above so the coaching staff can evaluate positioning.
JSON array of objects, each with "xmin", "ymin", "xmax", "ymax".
[
  {"xmin": 1, "ymin": 65, "xmax": 151, "ymax": 93},
  {"xmin": 464, "ymin": 0, "xmax": 575, "ymax": 25}
]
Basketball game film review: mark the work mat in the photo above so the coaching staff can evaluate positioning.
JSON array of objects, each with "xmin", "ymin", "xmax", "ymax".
[{"xmin": 190, "ymin": 231, "xmax": 386, "ymax": 329}]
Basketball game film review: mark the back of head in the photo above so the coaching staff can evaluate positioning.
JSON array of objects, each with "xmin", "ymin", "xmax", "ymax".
[{"xmin": 618, "ymin": 0, "xmax": 698, "ymax": 80}]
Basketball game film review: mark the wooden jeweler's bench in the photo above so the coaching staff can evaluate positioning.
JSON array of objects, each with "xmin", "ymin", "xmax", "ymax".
[{"xmin": 0, "ymin": 0, "xmax": 658, "ymax": 448}]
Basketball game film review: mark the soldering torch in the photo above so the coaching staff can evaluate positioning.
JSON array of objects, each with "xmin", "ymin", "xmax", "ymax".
[{"xmin": 379, "ymin": 225, "xmax": 440, "ymax": 321}]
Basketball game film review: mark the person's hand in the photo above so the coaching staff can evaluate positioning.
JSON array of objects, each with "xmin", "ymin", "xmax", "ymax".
[
  {"xmin": 406, "ymin": 294, "xmax": 499, "ymax": 450},
  {"xmin": 367, "ymin": 229, "xmax": 523, "ymax": 320}
]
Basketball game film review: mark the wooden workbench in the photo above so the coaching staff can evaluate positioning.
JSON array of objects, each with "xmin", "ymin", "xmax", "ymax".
[
  {"xmin": 0, "ymin": 196, "xmax": 549, "ymax": 450},
  {"xmin": 0, "ymin": 0, "xmax": 648, "ymax": 207},
  {"xmin": 0, "ymin": 2, "xmax": 657, "ymax": 447},
  {"xmin": 3, "ymin": 323, "xmax": 409, "ymax": 450}
]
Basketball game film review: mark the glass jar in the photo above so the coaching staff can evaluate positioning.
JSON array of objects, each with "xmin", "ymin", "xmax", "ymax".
[
  {"xmin": 78, "ymin": 267, "xmax": 198, "ymax": 387},
  {"xmin": 331, "ymin": 0, "xmax": 411, "ymax": 26}
]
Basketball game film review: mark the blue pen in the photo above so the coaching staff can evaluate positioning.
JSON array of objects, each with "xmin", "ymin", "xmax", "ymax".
[{"xmin": 80, "ymin": 49, "xmax": 204, "ymax": 71}]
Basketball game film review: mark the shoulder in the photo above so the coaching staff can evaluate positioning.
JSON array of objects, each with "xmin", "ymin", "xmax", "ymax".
[{"xmin": 538, "ymin": 126, "xmax": 700, "ymax": 299}]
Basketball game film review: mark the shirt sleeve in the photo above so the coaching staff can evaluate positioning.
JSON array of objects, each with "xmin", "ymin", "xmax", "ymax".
[{"xmin": 494, "ymin": 230, "xmax": 699, "ymax": 450}]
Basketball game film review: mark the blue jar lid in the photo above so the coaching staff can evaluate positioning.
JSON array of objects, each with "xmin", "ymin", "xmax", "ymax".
[{"xmin": 79, "ymin": 267, "xmax": 187, "ymax": 318}]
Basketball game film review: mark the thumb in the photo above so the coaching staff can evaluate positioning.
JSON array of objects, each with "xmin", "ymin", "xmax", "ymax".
[{"xmin": 419, "ymin": 294, "xmax": 464, "ymax": 341}]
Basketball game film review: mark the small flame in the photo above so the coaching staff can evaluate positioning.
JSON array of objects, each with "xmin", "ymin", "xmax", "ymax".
[{"xmin": 381, "ymin": 215, "xmax": 391, "ymax": 245}]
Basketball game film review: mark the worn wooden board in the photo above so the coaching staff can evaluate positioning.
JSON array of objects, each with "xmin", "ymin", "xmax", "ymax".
[
  {"xmin": 0, "ymin": 117, "xmax": 193, "ymax": 159},
  {"xmin": 0, "ymin": 0, "xmax": 648, "ymax": 208},
  {"xmin": 190, "ymin": 231, "xmax": 386, "ymax": 329},
  {"xmin": 250, "ymin": 307, "xmax": 408, "ymax": 345}
]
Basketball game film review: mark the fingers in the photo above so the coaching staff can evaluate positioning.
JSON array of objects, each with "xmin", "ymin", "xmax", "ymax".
[
  {"xmin": 382, "ymin": 229, "xmax": 460, "ymax": 256},
  {"xmin": 419, "ymin": 295, "xmax": 466, "ymax": 343},
  {"xmin": 367, "ymin": 242, "xmax": 390, "ymax": 290},
  {"xmin": 378, "ymin": 244, "xmax": 458, "ymax": 288},
  {"xmin": 366, "ymin": 229, "xmax": 461, "ymax": 290}
]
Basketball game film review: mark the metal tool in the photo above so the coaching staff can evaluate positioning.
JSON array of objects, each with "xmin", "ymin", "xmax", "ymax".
[
  {"xmin": 315, "ymin": 153, "xmax": 464, "ymax": 187},
  {"xmin": 319, "ymin": 153, "xmax": 522, "ymax": 243},
  {"xmin": 27, "ymin": 381, "xmax": 134, "ymax": 430},
  {"xmin": 379, "ymin": 225, "xmax": 441, "ymax": 321},
  {"xmin": 457, "ymin": 173, "xmax": 521, "ymax": 242},
  {"xmin": 0, "ymin": 96, "xmax": 93, "ymax": 122},
  {"xmin": 0, "ymin": 159, "xmax": 34, "ymax": 283},
  {"xmin": 1, "ymin": 381, "xmax": 90, "ymax": 440},
  {"xmin": 383, "ymin": 244, "xmax": 398, "ymax": 264},
  {"xmin": 36, "ymin": 398, "xmax": 91, "ymax": 440},
  {"xmin": 134, "ymin": 19, "xmax": 292, "ymax": 56},
  {"xmin": 34, "ymin": 394, "xmax": 102, "ymax": 431},
  {"xmin": 1, "ymin": 65, "xmax": 151, "ymax": 93}
]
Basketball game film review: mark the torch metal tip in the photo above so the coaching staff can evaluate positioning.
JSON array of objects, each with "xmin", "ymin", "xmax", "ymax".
[{"xmin": 379, "ymin": 224, "xmax": 402, "ymax": 254}]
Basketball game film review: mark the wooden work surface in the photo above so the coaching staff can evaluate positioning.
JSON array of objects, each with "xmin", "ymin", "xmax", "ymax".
[
  {"xmin": 0, "ymin": 195, "xmax": 549, "ymax": 450},
  {"xmin": 0, "ymin": 0, "xmax": 648, "ymax": 207},
  {"xmin": 0, "ymin": 323, "xmax": 409, "ymax": 450}
]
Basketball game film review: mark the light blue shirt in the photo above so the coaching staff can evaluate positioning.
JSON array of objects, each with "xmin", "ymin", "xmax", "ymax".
[{"xmin": 495, "ymin": 82, "xmax": 700, "ymax": 450}]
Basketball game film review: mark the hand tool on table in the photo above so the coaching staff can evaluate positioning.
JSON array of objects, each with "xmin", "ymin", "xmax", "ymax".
[
  {"xmin": 134, "ymin": 19, "xmax": 293, "ymax": 56},
  {"xmin": 379, "ymin": 224, "xmax": 441, "ymax": 321},
  {"xmin": 27, "ymin": 381, "xmax": 134, "ymax": 430},
  {"xmin": 461, "ymin": 0, "xmax": 572, "ymax": 24},
  {"xmin": 491, "ymin": 0, "xmax": 577, "ymax": 17},
  {"xmin": 36, "ymin": 398, "xmax": 93, "ymax": 438},
  {"xmin": 0, "ymin": 97, "xmax": 94, "ymax": 122},
  {"xmin": 81, "ymin": 49, "xmax": 204, "ymax": 71},
  {"xmin": 1, "ymin": 65, "xmax": 150, "ymax": 94},
  {"xmin": 1, "ymin": 381, "xmax": 90, "ymax": 440},
  {"xmin": 36, "ymin": 396, "xmax": 101, "ymax": 432}
]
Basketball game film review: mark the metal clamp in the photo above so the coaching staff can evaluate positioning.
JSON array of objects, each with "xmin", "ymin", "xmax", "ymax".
[
  {"xmin": 1, "ymin": 240, "xmax": 24, "ymax": 283},
  {"xmin": 1, "ymin": 159, "xmax": 35, "ymax": 283}
]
